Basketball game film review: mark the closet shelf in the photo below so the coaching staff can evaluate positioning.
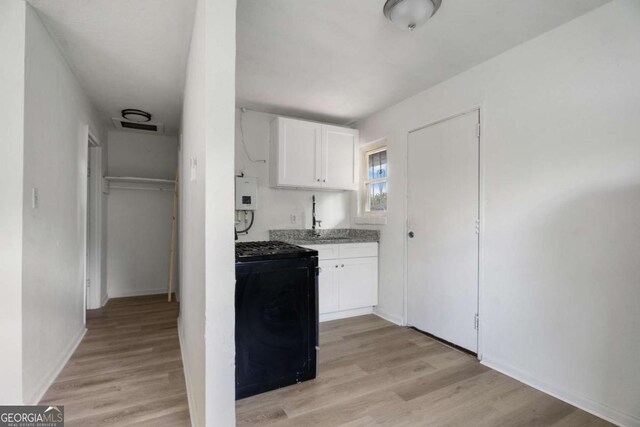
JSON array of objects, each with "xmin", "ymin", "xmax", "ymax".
[{"xmin": 104, "ymin": 176, "xmax": 175, "ymax": 185}]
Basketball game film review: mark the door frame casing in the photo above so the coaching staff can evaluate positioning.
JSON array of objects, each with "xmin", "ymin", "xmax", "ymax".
[
  {"xmin": 85, "ymin": 128, "xmax": 103, "ymax": 311},
  {"xmin": 403, "ymin": 104, "xmax": 486, "ymax": 360}
]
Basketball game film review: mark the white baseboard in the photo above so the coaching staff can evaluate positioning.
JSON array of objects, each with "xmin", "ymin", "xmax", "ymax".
[
  {"xmin": 178, "ymin": 316, "xmax": 200, "ymax": 427},
  {"xmin": 320, "ymin": 307, "xmax": 373, "ymax": 322},
  {"xmin": 107, "ymin": 288, "xmax": 167, "ymax": 298},
  {"xmin": 27, "ymin": 327, "xmax": 87, "ymax": 405},
  {"xmin": 373, "ymin": 307, "xmax": 404, "ymax": 326},
  {"xmin": 482, "ymin": 356, "xmax": 639, "ymax": 427},
  {"xmin": 101, "ymin": 293, "xmax": 109, "ymax": 307}
]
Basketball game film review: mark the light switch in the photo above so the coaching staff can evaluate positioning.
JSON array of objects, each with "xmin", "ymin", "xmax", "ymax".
[
  {"xmin": 32, "ymin": 187, "xmax": 39, "ymax": 209},
  {"xmin": 190, "ymin": 157, "xmax": 197, "ymax": 182}
]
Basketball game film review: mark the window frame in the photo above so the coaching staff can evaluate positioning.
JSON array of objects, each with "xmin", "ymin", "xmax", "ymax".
[{"xmin": 360, "ymin": 140, "xmax": 388, "ymax": 216}]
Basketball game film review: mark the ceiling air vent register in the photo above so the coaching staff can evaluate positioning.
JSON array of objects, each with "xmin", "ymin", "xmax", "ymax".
[{"xmin": 112, "ymin": 109, "xmax": 164, "ymax": 134}]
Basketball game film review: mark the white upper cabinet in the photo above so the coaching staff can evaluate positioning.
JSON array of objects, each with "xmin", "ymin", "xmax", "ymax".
[
  {"xmin": 270, "ymin": 117, "xmax": 322, "ymax": 188},
  {"xmin": 321, "ymin": 125, "xmax": 359, "ymax": 191},
  {"xmin": 270, "ymin": 117, "xmax": 358, "ymax": 191}
]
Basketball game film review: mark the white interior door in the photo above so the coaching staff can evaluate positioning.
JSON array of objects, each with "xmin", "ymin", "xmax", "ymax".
[{"xmin": 407, "ymin": 110, "xmax": 480, "ymax": 353}]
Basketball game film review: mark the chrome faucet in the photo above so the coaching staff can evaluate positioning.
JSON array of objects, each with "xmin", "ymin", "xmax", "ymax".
[{"xmin": 312, "ymin": 195, "xmax": 322, "ymax": 237}]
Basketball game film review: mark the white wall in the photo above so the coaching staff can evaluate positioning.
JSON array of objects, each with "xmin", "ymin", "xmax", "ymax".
[
  {"xmin": 356, "ymin": 1, "xmax": 640, "ymax": 425},
  {"xmin": 204, "ymin": 0, "xmax": 236, "ymax": 423},
  {"xmin": 0, "ymin": 0, "xmax": 26, "ymax": 405},
  {"xmin": 234, "ymin": 109, "xmax": 352, "ymax": 241},
  {"xmin": 179, "ymin": 0, "xmax": 206, "ymax": 422},
  {"xmin": 106, "ymin": 131, "xmax": 178, "ymax": 298},
  {"xmin": 107, "ymin": 131, "xmax": 179, "ymax": 178},
  {"xmin": 179, "ymin": 0, "xmax": 237, "ymax": 424},
  {"xmin": 21, "ymin": 4, "xmax": 106, "ymax": 404}
]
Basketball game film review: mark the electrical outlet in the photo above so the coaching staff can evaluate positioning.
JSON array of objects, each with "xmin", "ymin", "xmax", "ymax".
[
  {"xmin": 290, "ymin": 213, "xmax": 297, "ymax": 224},
  {"xmin": 32, "ymin": 187, "xmax": 39, "ymax": 209}
]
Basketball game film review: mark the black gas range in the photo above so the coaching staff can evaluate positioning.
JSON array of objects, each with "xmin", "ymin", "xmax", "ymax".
[{"xmin": 235, "ymin": 241, "xmax": 319, "ymax": 400}]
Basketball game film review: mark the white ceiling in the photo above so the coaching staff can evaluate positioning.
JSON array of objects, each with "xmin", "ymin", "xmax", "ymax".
[
  {"xmin": 237, "ymin": 0, "xmax": 611, "ymax": 125},
  {"xmin": 28, "ymin": 0, "xmax": 196, "ymax": 135}
]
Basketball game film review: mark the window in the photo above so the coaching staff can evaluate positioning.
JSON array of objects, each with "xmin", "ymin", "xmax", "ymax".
[{"xmin": 363, "ymin": 145, "xmax": 388, "ymax": 213}]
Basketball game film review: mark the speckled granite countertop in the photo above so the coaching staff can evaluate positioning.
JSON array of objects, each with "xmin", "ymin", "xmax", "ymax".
[{"xmin": 270, "ymin": 229, "xmax": 379, "ymax": 245}]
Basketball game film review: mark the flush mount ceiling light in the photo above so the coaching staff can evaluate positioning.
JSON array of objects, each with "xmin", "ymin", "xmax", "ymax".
[
  {"xmin": 383, "ymin": 0, "xmax": 442, "ymax": 31},
  {"xmin": 121, "ymin": 109, "xmax": 152, "ymax": 123}
]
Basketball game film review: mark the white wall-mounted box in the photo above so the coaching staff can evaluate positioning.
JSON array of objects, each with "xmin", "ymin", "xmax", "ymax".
[{"xmin": 235, "ymin": 176, "xmax": 257, "ymax": 210}]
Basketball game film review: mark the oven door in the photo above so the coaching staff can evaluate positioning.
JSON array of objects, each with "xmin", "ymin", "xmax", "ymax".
[{"xmin": 235, "ymin": 256, "xmax": 317, "ymax": 399}]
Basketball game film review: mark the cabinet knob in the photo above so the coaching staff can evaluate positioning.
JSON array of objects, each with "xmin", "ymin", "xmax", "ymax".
[
  {"xmin": 408, "ymin": 231, "xmax": 415, "ymax": 238},
  {"xmin": 317, "ymin": 179, "xmax": 321, "ymax": 182},
  {"xmin": 335, "ymin": 265, "xmax": 339, "ymax": 268},
  {"xmin": 341, "ymin": 264, "xmax": 344, "ymax": 268},
  {"xmin": 323, "ymin": 179, "xmax": 326, "ymax": 182}
]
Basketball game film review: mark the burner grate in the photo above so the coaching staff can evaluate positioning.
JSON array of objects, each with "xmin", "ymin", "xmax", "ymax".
[{"xmin": 235, "ymin": 241, "xmax": 313, "ymax": 259}]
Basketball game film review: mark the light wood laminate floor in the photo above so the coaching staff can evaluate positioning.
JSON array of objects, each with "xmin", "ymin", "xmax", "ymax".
[
  {"xmin": 237, "ymin": 315, "xmax": 612, "ymax": 426},
  {"xmin": 41, "ymin": 294, "xmax": 190, "ymax": 426}
]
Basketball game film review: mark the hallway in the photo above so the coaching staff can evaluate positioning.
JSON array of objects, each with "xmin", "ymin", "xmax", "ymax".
[{"xmin": 40, "ymin": 294, "xmax": 189, "ymax": 426}]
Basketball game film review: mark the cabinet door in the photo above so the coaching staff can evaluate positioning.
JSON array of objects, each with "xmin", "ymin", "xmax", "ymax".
[
  {"xmin": 321, "ymin": 125, "xmax": 358, "ymax": 190},
  {"xmin": 276, "ymin": 118, "xmax": 322, "ymax": 188},
  {"xmin": 338, "ymin": 257, "xmax": 378, "ymax": 311},
  {"xmin": 318, "ymin": 260, "xmax": 340, "ymax": 314}
]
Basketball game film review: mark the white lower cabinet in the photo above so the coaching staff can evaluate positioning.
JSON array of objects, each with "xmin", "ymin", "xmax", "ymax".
[
  {"xmin": 338, "ymin": 257, "xmax": 378, "ymax": 311},
  {"xmin": 318, "ymin": 259, "xmax": 340, "ymax": 314},
  {"xmin": 304, "ymin": 243, "xmax": 378, "ymax": 321}
]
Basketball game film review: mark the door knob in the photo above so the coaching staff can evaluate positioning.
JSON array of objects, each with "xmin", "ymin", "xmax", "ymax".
[{"xmin": 408, "ymin": 231, "xmax": 415, "ymax": 238}]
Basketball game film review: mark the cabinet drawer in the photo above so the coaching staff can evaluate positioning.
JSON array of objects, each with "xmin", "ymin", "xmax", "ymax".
[
  {"xmin": 301, "ymin": 244, "xmax": 339, "ymax": 260},
  {"xmin": 338, "ymin": 243, "xmax": 378, "ymax": 259},
  {"xmin": 302, "ymin": 243, "xmax": 377, "ymax": 260}
]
